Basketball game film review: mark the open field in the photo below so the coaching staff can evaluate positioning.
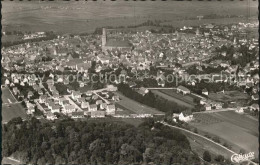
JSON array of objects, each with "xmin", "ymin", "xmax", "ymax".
[
  {"xmin": 191, "ymin": 111, "xmax": 259, "ymax": 158},
  {"xmin": 208, "ymin": 91, "xmax": 250, "ymax": 105},
  {"xmin": 160, "ymin": 89, "xmax": 198, "ymax": 103},
  {"xmin": 2, "ymin": 1, "xmax": 257, "ymax": 34},
  {"xmin": 2, "ymin": 103, "xmax": 27, "ymax": 123},
  {"xmin": 164, "ymin": 123, "xmax": 235, "ymax": 160},
  {"xmin": 2, "ymin": 35, "xmax": 23, "ymax": 43},
  {"xmin": 162, "ymin": 17, "xmax": 258, "ymax": 28},
  {"xmin": 186, "ymin": 135, "xmax": 233, "ymax": 160},
  {"xmin": 209, "ymin": 111, "xmax": 258, "ymax": 136},
  {"xmin": 115, "ymin": 92, "xmax": 164, "ymax": 115},
  {"xmin": 115, "ymin": 103, "xmax": 134, "ymax": 115},
  {"xmin": 193, "ymin": 113, "xmax": 223, "ymax": 125},
  {"xmin": 151, "ymin": 89, "xmax": 195, "ymax": 108},
  {"xmin": 2, "ymin": 87, "xmax": 17, "ymax": 104}
]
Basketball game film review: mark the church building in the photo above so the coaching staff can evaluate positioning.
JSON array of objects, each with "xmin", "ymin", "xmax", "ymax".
[{"xmin": 102, "ymin": 28, "xmax": 133, "ymax": 52}]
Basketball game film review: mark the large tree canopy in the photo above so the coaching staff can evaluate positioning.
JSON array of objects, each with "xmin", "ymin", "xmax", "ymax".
[{"xmin": 3, "ymin": 117, "xmax": 200, "ymax": 165}]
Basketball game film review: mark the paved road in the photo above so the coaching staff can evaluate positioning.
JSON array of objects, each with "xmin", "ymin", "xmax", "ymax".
[
  {"xmin": 34, "ymin": 100, "xmax": 47, "ymax": 113},
  {"xmin": 64, "ymin": 95, "xmax": 83, "ymax": 111},
  {"xmin": 2, "ymin": 101, "xmax": 22, "ymax": 106},
  {"xmin": 146, "ymin": 88, "xmax": 176, "ymax": 90},
  {"xmin": 190, "ymin": 93, "xmax": 204, "ymax": 99},
  {"xmin": 193, "ymin": 107, "xmax": 248, "ymax": 114},
  {"xmin": 42, "ymin": 84, "xmax": 52, "ymax": 98},
  {"xmin": 159, "ymin": 121, "xmax": 258, "ymax": 165},
  {"xmin": 92, "ymin": 91, "xmax": 110, "ymax": 104}
]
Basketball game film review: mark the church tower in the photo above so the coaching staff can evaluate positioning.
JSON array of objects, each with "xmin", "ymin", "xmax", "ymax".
[
  {"xmin": 102, "ymin": 28, "xmax": 107, "ymax": 48},
  {"xmin": 196, "ymin": 28, "xmax": 200, "ymax": 36}
]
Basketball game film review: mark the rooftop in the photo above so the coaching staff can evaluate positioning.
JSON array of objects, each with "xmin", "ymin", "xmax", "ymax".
[{"xmin": 105, "ymin": 39, "xmax": 132, "ymax": 48}]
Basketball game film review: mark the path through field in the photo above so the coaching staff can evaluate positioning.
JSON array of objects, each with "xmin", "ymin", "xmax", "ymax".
[
  {"xmin": 192, "ymin": 111, "xmax": 259, "ymax": 159},
  {"xmin": 160, "ymin": 121, "xmax": 258, "ymax": 165}
]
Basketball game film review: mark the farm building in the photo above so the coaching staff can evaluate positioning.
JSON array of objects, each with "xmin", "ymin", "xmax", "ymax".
[
  {"xmin": 202, "ymin": 88, "xmax": 209, "ymax": 95},
  {"xmin": 235, "ymin": 107, "xmax": 244, "ymax": 114},
  {"xmin": 138, "ymin": 87, "xmax": 149, "ymax": 96},
  {"xmin": 177, "ymin": 86, "xmax": 191, "ymax": 95},
  {"xmin": 172, "ymin": 113, "xmax": 179, "ymax": 118},
  {"xmin": 250, "ymin": 104, "xmax": 259, "ymax": 111},
  {"xmin": 200, "ymin": 98, "xmax": 207, "ymax": 105},
  {"xmin": 178, "ymin": 110, "xmax": 193, "ymax": 122},
  {"xmin": 204, "ymin": 104, "xmax": 212, "ymax": 111}
]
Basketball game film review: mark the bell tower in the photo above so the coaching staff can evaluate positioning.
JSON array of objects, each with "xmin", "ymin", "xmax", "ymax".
[
  {"xmin": 102, "ymin": 28, "xmax": 107, "ymax": 47},
  {"xmin": 196, "ymin": 28, "xmax": 200, "ymax": 36}
]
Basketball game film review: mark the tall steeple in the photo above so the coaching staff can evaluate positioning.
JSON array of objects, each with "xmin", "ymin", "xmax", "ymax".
[
  {"xmin": 196, "ymin": 28, "xmax": 200, "ymax": 36},
  {"xmin": 102, "ymin": 28, "xmax": 107, "ymax": 47}
]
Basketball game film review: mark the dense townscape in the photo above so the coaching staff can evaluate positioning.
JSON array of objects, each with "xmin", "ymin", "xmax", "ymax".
[
  {"xmin": 1, "ymin": 2, "xmax": 259, "ymax": 164},
  {"xmin": 2, "ymin": 21, "xmax": 258, "ymax": 121}
]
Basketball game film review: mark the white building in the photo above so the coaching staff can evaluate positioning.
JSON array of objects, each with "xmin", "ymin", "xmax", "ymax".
[{"xmin": 178, "ymin": 110, "xmax": 193, "ymax": 122}]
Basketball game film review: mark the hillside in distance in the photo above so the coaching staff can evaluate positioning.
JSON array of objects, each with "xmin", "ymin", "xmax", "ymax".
[{"xmin": 2, "ymin": 0, "xmax": 258, "ymax": 34}]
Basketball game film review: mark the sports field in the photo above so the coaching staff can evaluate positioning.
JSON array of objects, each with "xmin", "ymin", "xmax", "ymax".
[
  {"xmin": 192, "ymin": 111, "xmax": 259, "ymax": 158},
  {"xmin": 2, "ymin": 103, "xmax": 27, "ymax": 123},
  {"xmin": 115, "ymin": 92, "xmax": 164, "ymax": 115},
  {"xmin": 2, "ymin": 35, "xmax": 23, "ymax": 43},
  {"xmin": 2, "ymin": 87, "xmax": 17, "ymax": 104},
  {"xmin": 151, "ymin": 89, "xmax": 195, "ymax": 108}
]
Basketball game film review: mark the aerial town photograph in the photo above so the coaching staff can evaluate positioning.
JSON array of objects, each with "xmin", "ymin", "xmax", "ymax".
[{"xmin": 1, "ymin": 0, "xmax": 259, "ymax": 165}]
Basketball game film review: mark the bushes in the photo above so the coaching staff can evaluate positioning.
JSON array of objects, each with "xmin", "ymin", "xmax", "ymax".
[
  {"xmin": 214, "ymin": 154, "xmax": 224, "ymax": 162},
  {"xmin": 212, "ymin": 136, "xmax": 220, "ymax": 143},
  {"xmin": 203, "ymin": 151, "xmax": 212, "ymax": 162}
]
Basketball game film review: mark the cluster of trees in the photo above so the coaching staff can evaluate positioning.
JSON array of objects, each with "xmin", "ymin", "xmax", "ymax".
[
  {"xmin": 3, "ymin": 30, "xmax": 39, "ymax": 36},
  {"xmin": 118, "ymin": 83, "xmax": 187, "ymax": 115},
  {"xmin": 2, "ymin": 31, "xmax": 57, "ymax": 48},
  {"xmin": 202, "ymin": 14, "xmax": 240, "ymax": 19},
  {"xmin": 202, "ymin": 150, "xmax": 231, "ymax": 165},
  {"xmin": 3, "ymin": 117, "xmax": 200, "ymax": 165},
  {"xmin": 10, "ymin": 84, "xmax": 39, "ymax": 101},
  {"xmin": 214, "ymin": 45, "xmax": 257, "ymax": 68},
  {"xmin": 186, "ymin": 65, "xmax": 227, "ymax": 75},
  {"xmin": 184, "ymin": 80, "xmax": 241, "ymax": 94},
  {"xmin": 135, "ymin": 78, "xmax": 158, "ymax": 88},
  {"xmin": 187, "ymin": 81, "xmax": 241, "ymax": 96},
  {"xmin": 93, "ymin": 20, "xmax": 180, "ymax": 35}
]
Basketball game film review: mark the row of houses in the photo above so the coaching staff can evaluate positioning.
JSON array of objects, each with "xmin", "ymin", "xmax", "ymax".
[{"xmin": 200, "ymin": 98, "xmax": 223, "ymax": 111}]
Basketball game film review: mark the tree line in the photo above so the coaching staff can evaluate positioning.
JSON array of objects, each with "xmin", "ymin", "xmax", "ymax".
[{"xmin": 2, "ymin": 32, "xmax": 57, "ymax": 48}]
